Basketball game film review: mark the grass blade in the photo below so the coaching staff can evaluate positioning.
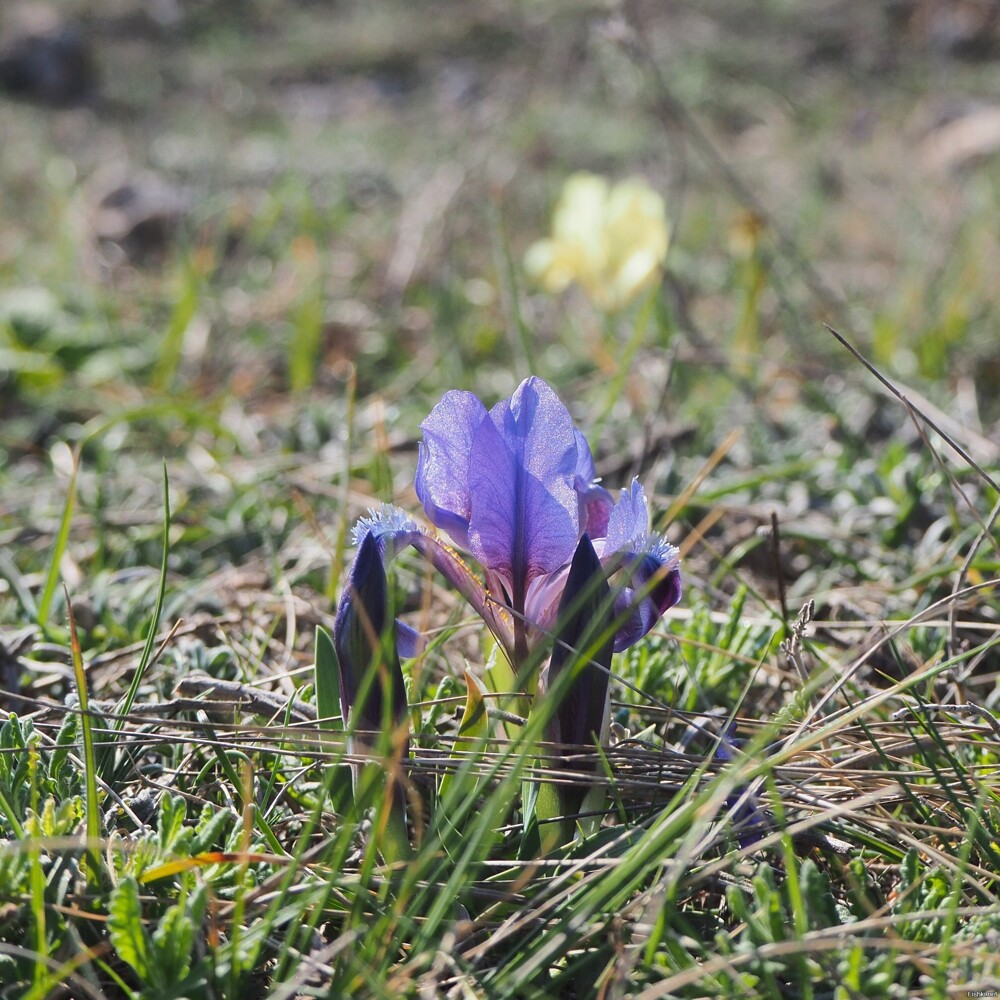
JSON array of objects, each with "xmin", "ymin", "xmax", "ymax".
[
  {"xmin": 314, "ymin": 624, "xmax": 341, "ymax": 732},
  {"xmin": 36, "ymin": 447, "xmax": 80, "ymax": 629},
  {"xmin": 64, "ymin": 584, "xmax": 102, "ymax": 883},
  {"xmin": 106, "ymin": 463, "xmax": 171, "ymax": 760}
]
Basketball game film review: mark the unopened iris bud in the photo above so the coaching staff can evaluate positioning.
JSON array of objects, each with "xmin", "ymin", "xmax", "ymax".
[
  {"xmin": 333, "ymin": 532, "xmax": 408, "ymax": 753},
  {"xmin": 536, "ymin": 533, "xmax": 615, "ymax": 830}
]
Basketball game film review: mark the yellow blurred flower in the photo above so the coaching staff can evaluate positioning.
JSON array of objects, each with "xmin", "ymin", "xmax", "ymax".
[{"xmin": 524, "ymin": 172, "xmax": 669, "ymax": 312}]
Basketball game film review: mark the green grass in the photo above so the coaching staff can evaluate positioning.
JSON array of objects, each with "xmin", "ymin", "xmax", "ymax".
[{"xmin": 2, "ymin": 2, "xmax": 1000, "ymax": 997}]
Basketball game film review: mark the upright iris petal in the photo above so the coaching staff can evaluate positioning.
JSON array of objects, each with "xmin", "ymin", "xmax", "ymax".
[
  {"xmin": 602, "ymin": 479, "xmax": 650, "ymax": 555},
  {"xmin": 467, "ymin": 378, "xmax": 580, "ymax": 604},
  {"xmin": 415, "ymin": 390, "xmax": 486, "ymax": 549}
]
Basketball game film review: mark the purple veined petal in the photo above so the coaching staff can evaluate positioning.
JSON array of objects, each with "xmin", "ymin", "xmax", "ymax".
[
  {"xmin": 397, "ymin": 620, "xmax": 425, "ymax": 659},
  {"xmin": 610, "ymin": 538, "xmax": 682, "ymax": 651},
  {"xmin": 409, "ymin": 533, "xmax": 516, "ymax": 654},
  {"xmin": 573, "ymin": 429, "xmax": 597, "ymax": 483},
  {"xmin": 414, "ymin": 390, "xmax": 488, "ymax": 549},
  {"xmin": 467, "ymin": 377, "xmax": 580, "ymax": 606},
  {"xmin": 573, "ymin": 429, "xmax": 614, "ymax": 538},
  {"xmin": 525, "ymin": 488, "xmax": 680, "ymax": 650},
  {"xmin": 353, "ymin": 504, "xmax": 421, "ymax": 552},
  {"xmin": 587, "ymin": 482, "xmax": 682, "ymax": 650},
  {"xmin": 602, "ymin": 478, "xmax": 651, "ymax": 556},
  {"xmin": 524, "ymin": 564, "xmax": 572, "ymax": 638},
  {"xmin": 353, "ymin": 507, "xmax": 427, "ymax": 662},
  {"xmin": 577, "ymin": 481, "xmax": 614, "ymax": 539}
]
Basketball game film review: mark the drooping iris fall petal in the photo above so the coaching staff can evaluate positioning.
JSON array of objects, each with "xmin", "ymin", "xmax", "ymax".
[
  {"xmin": 353, "ymin": 505, "xmax": 515, "ymax": 654},
  {"xmin": 596, "ymin": 480, "xmax": 682, "ymax": 652}
]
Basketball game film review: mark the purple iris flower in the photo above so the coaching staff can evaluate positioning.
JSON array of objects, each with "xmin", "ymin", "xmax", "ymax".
[{"xmin": 349, "ymin": 376, "xmax": 681, "ymax": 671}]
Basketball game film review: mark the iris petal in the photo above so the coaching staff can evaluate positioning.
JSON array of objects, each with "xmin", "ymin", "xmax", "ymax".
[
  {"xmin": 584, "ymin": 481, "xmax": 682, "ymax": 651},
  {"xmin": 610, "ymin": 542, "xmax": 682, "ymax": 651},
  {"xmin": 415, "ymin": 389, "xmax": 487, "ymax": 549},
  {"xmin": 573, "ymin": 429, "xmax": 614, "ymax": 538},
  {"xmin": 572, "ymin": 429, "xmax": 598, "ymax": 483},
  {"xmin": 602, "ymin": 479, "xmax": 651, "ymax": 555},
  {"xmin": 467, "ymin": 377, "xmax": 580, "ymax": 599}
]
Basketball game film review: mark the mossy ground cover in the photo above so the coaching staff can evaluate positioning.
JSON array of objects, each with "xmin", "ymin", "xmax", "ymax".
[{"xmin": 2, "ymin": 2, "xmax": 1000, "ymax": 997}]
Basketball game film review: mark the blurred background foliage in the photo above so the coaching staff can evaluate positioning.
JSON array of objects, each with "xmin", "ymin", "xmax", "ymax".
[
  {"xmin": 3, "ymin": 0, "xmax": 1000, "ymax": 669},
  {"xmin": 3, "ymin": 3, "xmax": 1000, "ymax": 995},
  {"xmin": 1, "ymin": 1, "xmax": 999, "ymax": 665}
]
